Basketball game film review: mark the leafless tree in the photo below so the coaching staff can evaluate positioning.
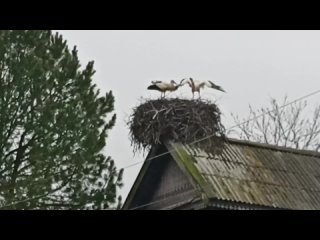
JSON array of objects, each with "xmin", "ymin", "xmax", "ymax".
[{"xmin": 230, "ymin": 96, "xmax": 320, "ymax": 152}]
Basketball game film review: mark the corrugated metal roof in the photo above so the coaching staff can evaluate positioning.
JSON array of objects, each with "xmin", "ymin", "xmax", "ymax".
[{"xmin": 169, "ymin": 139, "xmax": 320, "ymax": 210}]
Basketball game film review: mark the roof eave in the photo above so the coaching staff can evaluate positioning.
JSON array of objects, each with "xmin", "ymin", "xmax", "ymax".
[{"xmin": 122, "ymin": 145, "xmax": 159, "ymax": 210}]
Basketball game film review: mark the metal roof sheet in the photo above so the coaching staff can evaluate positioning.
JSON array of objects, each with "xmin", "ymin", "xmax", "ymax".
[{"xmin": 171, "ymin": 139, "xmax": 320, "ymax": 209}]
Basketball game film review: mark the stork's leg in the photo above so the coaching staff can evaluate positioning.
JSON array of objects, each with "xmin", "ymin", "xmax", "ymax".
[
  {"xmin": 192, "ymin": 91, "xmax": 194, "ymax": 99},
  {"xmin": 163, "ymin": 91, "xmax": 166, "ymax": 98},
  {"xmin": 198, "ymin": 91, "xmax": 201, "ymax": 100}
]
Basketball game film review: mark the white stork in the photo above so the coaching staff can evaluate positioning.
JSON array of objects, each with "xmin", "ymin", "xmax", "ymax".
[
  {"xmin": 180, "ymin": 77, "xmax": 226, "ymax": 99},
  {"xmin": 147, "ymin": 80, "xmax": 179, "ymax": 98}
]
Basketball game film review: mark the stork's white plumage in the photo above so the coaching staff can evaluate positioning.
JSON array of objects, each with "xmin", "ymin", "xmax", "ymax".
[
  {"xmin": 180, "ymin": 78, "xmax": 226, "ymax": 98},
  {"xmin": 147, "ymin": 80, "xmax": 179, "ymax": 98}
]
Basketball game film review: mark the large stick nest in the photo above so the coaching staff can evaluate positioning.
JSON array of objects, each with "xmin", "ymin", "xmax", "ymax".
[{"xmin": 128, "ymin": 98, "xmax": 226, "ymax": 154}]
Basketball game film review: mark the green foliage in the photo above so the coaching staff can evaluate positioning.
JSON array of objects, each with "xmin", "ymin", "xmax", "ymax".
[{"xmin": 0, "ymin": 30, "xmax": 123, "ymax": 209}]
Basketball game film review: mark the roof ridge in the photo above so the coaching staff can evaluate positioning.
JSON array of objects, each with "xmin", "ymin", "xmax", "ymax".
[{"xmin": 225, "ymin": 138, "xmax": 320, "ymax": 158}]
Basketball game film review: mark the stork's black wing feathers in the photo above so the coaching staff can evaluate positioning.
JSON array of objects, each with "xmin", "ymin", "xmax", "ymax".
[
  {"xmin": 147, "ymin": 84, "xmax": 162, "ymax": 91},
  {"xmin": 208, "ymin": 80, "xmax": 226, "ymax": 92}
]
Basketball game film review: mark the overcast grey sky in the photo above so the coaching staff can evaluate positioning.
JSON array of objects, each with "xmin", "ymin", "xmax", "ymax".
[{"xmin": 57, "ymin": 30, "xmax": 320, "ymax": 200}]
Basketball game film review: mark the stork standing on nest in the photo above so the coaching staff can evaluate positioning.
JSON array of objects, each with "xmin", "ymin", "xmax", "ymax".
[
  {"xmin": 147, "ymin": 80, "xmax": 180, "ymax": 98},
  {"xmin": 180, "ymin": 77, "xmax": 226, "ymax": 99}
]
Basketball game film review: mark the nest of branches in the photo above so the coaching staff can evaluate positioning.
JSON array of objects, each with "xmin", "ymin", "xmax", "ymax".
[{"xmin": 128, "ymin": 98, "xmax": 226, "ymax": 154}]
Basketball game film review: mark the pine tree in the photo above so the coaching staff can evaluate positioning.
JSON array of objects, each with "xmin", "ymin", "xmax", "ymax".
[{"xmin": 0, "ymin": 30, "xmax": 123, "ymax": 209}]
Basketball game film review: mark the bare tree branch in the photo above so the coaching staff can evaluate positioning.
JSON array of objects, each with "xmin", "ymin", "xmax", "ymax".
[{"xmin": 231, "ymin": 96, "xmax": 320, "ymax": 152}]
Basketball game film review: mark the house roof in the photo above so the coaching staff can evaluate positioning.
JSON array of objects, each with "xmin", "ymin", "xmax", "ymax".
[{"xmin": 124, "ymin": 138, "xmax": 320, "ymax": 210}]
